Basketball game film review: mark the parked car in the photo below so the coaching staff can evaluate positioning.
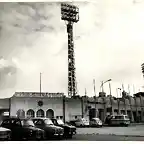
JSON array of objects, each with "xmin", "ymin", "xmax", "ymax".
[
  {"xmin": 104, "ymin": 115, "xmax": 114, "ymax": 125},
  {"xmin": 106, "ymin": 115, "xmax": 130, "ymax": 127},
  {"xmin": 74, "ymin": 118, "xmax": 89, "ymax": 127},
  {"xmin": 1, "ymin": 117, "xmax": 45, "ymax": 140},
  {"xmin": 0, "ymin": 127, "xmax": 11, "ymax": 140},
  {"xmin": 89, "ymin": 118, "xmax": 103, "ymax": 127},
  {"xmin": 51, "ymin": 118, "xmax": 76, "ymax": 139},
  {"xmin": 32, "ymin": 118, "xmax": 64, "ymax": 140}
]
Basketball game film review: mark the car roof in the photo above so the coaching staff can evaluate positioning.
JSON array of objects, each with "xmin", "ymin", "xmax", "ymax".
[
  {"xmin": 2, "ymin": 116, "xmax": 32, "ymax": 120},
  {"xmin": 32, "ymin": 118, "xmax": 50, "ymax": 120},
  {"xmin": 92, "ymin": 118, "xmax": 100, "ymax": 120}
]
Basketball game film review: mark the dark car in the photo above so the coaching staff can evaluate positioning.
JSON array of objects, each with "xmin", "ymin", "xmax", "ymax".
[
  {"xmin": 1, "ymin": 117, "xmax": 45, "ymax": 140},
  {"xmin": 51, "ymin": 118, "xmax": 76, "ymax": 139},
  {"xmin": 0, "ymin": 127, "xmax": 11, "ymax": 140},
  {"xmin": 32, "ymin": 118, "xmax": 64, "ymax": 140}
]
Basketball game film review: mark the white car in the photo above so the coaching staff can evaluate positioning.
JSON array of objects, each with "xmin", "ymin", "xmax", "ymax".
[
  {"xmin": 74, "ymin": 118, "xmax": 89, "ymax": 127},
  {"xmin": 89, "ymin": 118, "xmax": 103, "ymax": 127},
  {"xmin": 110, "ymin": 115, "xmax": 130, "ymax": 126}
]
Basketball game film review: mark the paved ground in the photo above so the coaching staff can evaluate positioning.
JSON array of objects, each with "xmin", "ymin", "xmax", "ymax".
[
  {"xmin": 76, "ymin": 125, "xmax": 144, "ymax": 136},
  {"xmin": 66, "ymin": 134, "xmax": 144, "ymax": 141},
  {"xmin": 62, "ymin": 124, "xmax": 144, "ymax": 141}
]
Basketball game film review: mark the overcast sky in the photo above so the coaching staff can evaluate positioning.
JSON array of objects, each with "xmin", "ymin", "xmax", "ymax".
[{"xmin": 0, "ymin": 0, "xmax": 144, "ymax": 98}]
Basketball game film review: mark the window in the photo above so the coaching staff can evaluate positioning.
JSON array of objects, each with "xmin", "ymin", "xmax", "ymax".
[
  {"xmin": 115, "ymin": 116, "xmax": 124, "ymax": 120},
  {"xmin": 27, "ymin": 109, "xmax": 35, "ymax": 118},
  {"xmin": 46, "ymin": 109, "xmax": 54, "ymax": 118},
  {"xmin": 34, "ymin": 120, "xmax": 43, "ymax": 126},
  {"xmin": 1, "ymin": 119, "xmax": 10, "ymax": 126},
  {"xmin": 21, "ymin": 120, "xmax": 35, "ymax": 127},
  {"xmin": 13, "ymin": 119, "xmax": 21, "ymax": 127},
  {"xmin": 60, "ymin": 116, "xmax": 63, "ymax": 119},
  {"xmin": 36, "ymin": 109, "xmax": 44, "ymax": 117},
  {"xmin": 51, "ymin": 119, "xmax": 57, "ymax": 125},
  {"xmin": 44, "ymin": 119, "xmax": 53, "ymax": 125},
  {"xmin": 56, "ymin": 116, "xmax": 59, "ymax": 119},
  {"xmin": 57, "ymin": 119, "xmax": 64, "ymax": 125}
]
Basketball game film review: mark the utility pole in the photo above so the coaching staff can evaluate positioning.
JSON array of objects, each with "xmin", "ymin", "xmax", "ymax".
[
  {"xmin": 128, "ymin": 84, "xmax": 130, "ymax": 94},
  {"xmin": 40, "ymin": 72, "xmax": 42, "ymax": 97},
  {"xmin": 109, "ymin": 81, "xmax": 112, "ymax": 96},
  {"xmin": 61, "ymin": 3, "xmax": 79, "ymax": 97},
  {"xmin": 85, "ymin": 88, "xmax": 87, "ymax": 96},
  {"xmin": 93, "ymin": 79, "xmax": 97, "ymax": 110},
  {"xmin": 133, "ymin": 85, "xmax": 135, "ymax": 94},
  {"xmin": 93, "ymin": 79, "xmax": 96, "ymax": 96}
]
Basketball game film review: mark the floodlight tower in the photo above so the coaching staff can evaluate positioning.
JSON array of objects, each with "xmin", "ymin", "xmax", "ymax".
[{"xmin": 61, "ymin": 3, "xmax": 79, "ymax": 97}]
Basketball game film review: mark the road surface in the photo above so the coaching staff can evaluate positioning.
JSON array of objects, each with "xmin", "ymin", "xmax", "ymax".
[{"xmin": 66, "ymin": 134, "xmax": 144, "ymax": 141}]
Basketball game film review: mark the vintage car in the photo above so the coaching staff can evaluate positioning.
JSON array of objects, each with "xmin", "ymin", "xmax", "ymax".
[
  {"xmin": 0, "ymin": 127, "xmax": 11, "ymax": 140},
  {"xmin": 74, "ymin": 118, "xmax": 89, "ymax": 127},
  {"xmin": 51, "ymin": 118, "xmax": 76, "ymax": 139},
  {"xmin": 1, "ymin": 117, "xmax": 45, "ymax": 140},
  {"xmin": 32, "ymin": 118, "xmax": 64, "ymax": 140},
  {"xmin": 105, "ymin": 115, "xmax": 130, "ymax": 127},
  {"xmin": 89, "ymin": 118, "xmax": 103, "ymax": 127}
]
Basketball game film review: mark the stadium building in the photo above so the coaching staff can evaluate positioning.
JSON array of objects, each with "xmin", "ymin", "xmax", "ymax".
[{"xmin": 0, "ymin": 91, "xmax": 144, "ymax": 122}]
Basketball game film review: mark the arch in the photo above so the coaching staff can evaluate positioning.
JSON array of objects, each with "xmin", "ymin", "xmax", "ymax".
[
  {"xmin": 17, "ymin": 109, "xmax": 25, "ymax": 118},
  {"xmin": 27, "ymin": 109, "xmax": 35, "ymax": 118},
  {"xmin": 36, "ymin": 109, "xmax": 44, "ymax": 117},
  {"xmin": 46, "ymin": 109, "xmax": 54, "ymax": 118}
]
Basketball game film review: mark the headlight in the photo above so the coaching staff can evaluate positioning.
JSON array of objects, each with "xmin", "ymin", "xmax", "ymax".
[{"xmin": 28, "ymin": 130, "xmax": 33, "ymax": 136}]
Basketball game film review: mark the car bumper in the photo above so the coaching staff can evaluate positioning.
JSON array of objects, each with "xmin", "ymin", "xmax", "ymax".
[{"xmin": 0, "ymin": 135, "xmax": 10, "ymax": 139}]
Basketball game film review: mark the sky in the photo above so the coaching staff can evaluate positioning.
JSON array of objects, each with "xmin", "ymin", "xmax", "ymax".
[{"xmin": 0, "ymin": 0, "xmax": 144, "ymax": 98}]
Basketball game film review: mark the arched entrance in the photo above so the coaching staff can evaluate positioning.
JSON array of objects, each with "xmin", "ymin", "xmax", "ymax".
[
  {"xmin": 27, "ymin": 109, "xmax": 35, "ymax": 118},
  {"xmin": 17, "ymin": 109, "xmax": 25, "ymax": 118},
  {"xmin": 36, "ymin": 109, "xmax": 44, "ymax": 117},
  {"xmin": 46, "ymin": 109, "xmax": 54, "ymax": 118}
]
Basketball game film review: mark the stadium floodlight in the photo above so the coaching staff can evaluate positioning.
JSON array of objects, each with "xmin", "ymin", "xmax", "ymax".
[{"xmin": 61, "ymin": 3, "xmax": 79, "ymax": 97}]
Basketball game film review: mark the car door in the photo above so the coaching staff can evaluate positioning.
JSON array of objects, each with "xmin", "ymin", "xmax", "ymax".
[{"xmin": 11, "ymin": 119, "xmax": 23, "ymax": 139}]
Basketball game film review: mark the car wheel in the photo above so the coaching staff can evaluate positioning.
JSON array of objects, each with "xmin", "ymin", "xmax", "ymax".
[
  {"xmin": 36, "ymin": 134, "xmax": 43, "ymax": 140},
  {"xmin": 7, "ymin": 134, "xmax": 12, "ymax": 141},
  {"xmin": 68, "ymin": 134, "xmax": 73, "ymax": 139}
]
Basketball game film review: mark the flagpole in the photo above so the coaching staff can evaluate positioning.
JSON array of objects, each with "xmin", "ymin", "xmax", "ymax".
[
  {"xmin": 133, "ymin": 85, "xmax": 135, "ymax": 94},
  {"xmin": 128, "ymin": 84, "xmax": 130, "ymax": 94},
  {"xmin": 93, "ymin": 79, "xmax": 96, "ymax": 96}
]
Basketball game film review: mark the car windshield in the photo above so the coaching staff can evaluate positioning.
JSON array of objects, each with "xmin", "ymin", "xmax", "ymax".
[
  {"xmin": 22, "ymin": 120, "xmax": 35, "ymax": 127},
  {"xmin": 44, "ymin": 119, "xmax": 53, "ymax": 125},
  {"xmin": 57, "ymin": 119, "xmax": 64, "ymax": 125},
  {"xmin": 94, "ymin": 118, "xmax": 101, "ymax": 122}
]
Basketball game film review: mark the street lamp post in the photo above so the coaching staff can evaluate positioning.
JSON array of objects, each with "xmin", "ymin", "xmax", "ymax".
[
  {"xmin": 117, "ymin": 88, "xmax": 121, "ymax": 114},
  {"xmin": 100, "ymin": 79, "xmax": 112, "ymax": 116},
  {"xmin": 100, "ymin": 79, "xmax": 112, "ymax": 93}
]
